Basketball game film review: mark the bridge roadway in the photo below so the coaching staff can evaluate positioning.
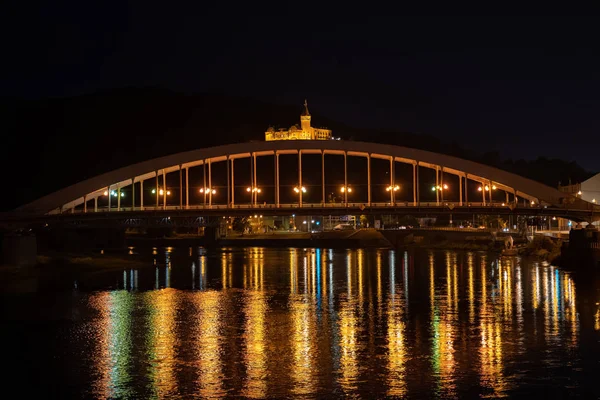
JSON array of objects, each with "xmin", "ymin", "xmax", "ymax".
[{"xmin": 0, "ymin": 201, "xmax": 595, "ymax": 228}]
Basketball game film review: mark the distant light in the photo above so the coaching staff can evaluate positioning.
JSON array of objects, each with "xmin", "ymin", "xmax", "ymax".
[
  {"xmin": 316, "ymin": 221, "xmax": 320, "ymax": 225},
  {"xmin": 303, "ymin": 221, "xmax": 307, "ymax": 224},
  {"xmin": 492, "ymin": 185, "xmax": 497, "ymax": 190},
  {"xmin": 152, "ymin": 189, "xmax": 156, "ymax": 194},
  {"xmin": 292, "ymin": 214, "xmax": 295, "ymax": 217},
  {"xmin": 212, "ymin": 189, "xmax": 216, "ymax": 194},
  {"xmin": 477, "ymin": 187, "xmax": 482, "ymax": 192},
  {"xmin": 443, "ymin": 184, "xmax": 448, "ymax": 190},
  {"xmin": 311, "ymin": 220, "xmax": 315, "ymax": 223},
  {"xmin": 103, "ymin": 190, "xmax": 108, "ymax": 196},
  {"xmin": 166, "ymin": 190, "xmax": 171, "ymax": 195},
  {"xmin": 247, "ymin": 187, "xmax": 251, "ymax": 192},
  {"xmin": 121, "ymin": 192, "xmax": 125, "ymax": 197},
  {"xmin": 578, "ymin": 190, "xmax": 582, "ymax": 195}
]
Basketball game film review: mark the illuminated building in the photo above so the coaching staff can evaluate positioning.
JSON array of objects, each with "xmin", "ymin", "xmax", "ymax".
[{"xmin": 265, "ymin": 100, "xmax": 333, "ymax": 141}]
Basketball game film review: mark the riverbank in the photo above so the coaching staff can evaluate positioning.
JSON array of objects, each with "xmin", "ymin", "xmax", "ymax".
[
  {"xmin": 126, "ymin": 229, "xmax": 394, "ymax": 249},
  {"xmin": 0, "ymin": 252, "xmax": 150, "ymax": 293}
]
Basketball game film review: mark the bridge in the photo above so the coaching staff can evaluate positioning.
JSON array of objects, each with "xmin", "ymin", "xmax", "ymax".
[{"xmin": 3, "ymin": 140, "xmax": 599, "ymax": 227}]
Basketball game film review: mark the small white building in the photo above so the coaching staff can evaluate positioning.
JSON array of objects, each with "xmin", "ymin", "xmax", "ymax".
[{"xmin": 559, "ymin": 173, "xmax": 600, "ymax": 204}]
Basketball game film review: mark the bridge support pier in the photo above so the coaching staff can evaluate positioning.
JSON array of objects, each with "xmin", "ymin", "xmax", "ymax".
[
  {"xmin": 231, "ymin": 158, "xmax": 235, "ymax": 207},
  {"xmin": 344, "ymin": 152, "xmax": 348, "ymax": 206},
  {"xmin": 276, "ymin": 153, "xmax": 280, "ymax": 207},
  {"xmin": 367, "ymin": 154, "xmax": 371, "ymax": 206},
  {"xmin": 299, "ymin": 151, "xmax": 303, "ymax": 207},
  {"xmin": 163, "ymin": 169, "xmax": 167, "ymax": 210},
  {"xmin": 322, "ymin": 151, "xmax": 325, "ymax": 206},
  {"xmin": 186, "ymin": 166, "xmax": 189, "ymax": 209},
  {"xmin": 459, "ymin": 175, "xmax": 463, "ymax": 206}
]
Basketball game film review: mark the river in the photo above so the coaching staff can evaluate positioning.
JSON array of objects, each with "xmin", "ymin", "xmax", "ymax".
[{"xmin": 2, "ymin": 246, "xmax": 599, "ymax": 398}]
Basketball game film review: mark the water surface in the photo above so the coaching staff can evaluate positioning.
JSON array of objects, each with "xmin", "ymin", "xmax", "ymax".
[{"xmin": 2, "ymin": 247, "xmax": 599, "ymax": 398}]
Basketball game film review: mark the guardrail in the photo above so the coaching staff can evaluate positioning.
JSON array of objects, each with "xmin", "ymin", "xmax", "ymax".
[{"xmin": 60, "ymin": 201, "xmax": 544, "ymax": 214}]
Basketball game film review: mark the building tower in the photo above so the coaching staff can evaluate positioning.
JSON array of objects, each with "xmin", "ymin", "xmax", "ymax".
[{"xmin": 300, "ymin": 99, "xmax": 312, "ymax": 137}]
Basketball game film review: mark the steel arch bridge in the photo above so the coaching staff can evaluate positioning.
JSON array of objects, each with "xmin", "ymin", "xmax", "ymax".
[{"xmin": 8, "ymin": 140, "xmax": 600, "ymax": 223}]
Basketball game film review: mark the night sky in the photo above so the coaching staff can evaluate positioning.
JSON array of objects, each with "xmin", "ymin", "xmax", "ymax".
[{"xmin": 2, "ymin": 8, "xmax": 599, "ymax": 173}]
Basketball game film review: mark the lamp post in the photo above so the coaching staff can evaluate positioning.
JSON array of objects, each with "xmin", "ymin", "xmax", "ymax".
[
  {"xmin": 199, "ymin": 187, "xmax": 216, "ymax": 206},
  {"xmin": 246, "ymin": 187, "xmax": 261, "ymax": 206},
  {"xmin": 340, "ymin": 186, "xmax": 352, "ymax": 206},
  {"xmin": 431, "ymin": 183, "xmax": 448, "ymax": 204},
  {"xmin": 294, "ymin": 186, "xmax": 307, "ymax": 206},
  {"xmin": 477, "ymin": 184, "xmax": 496, "ymax": 205},
  {"xmin": 151, "ymin": 188, "xmax": 171, "ymax": 207},
  {"xmin": 386, "ymin": 184, "xmax": 400, "ymax": 204}
]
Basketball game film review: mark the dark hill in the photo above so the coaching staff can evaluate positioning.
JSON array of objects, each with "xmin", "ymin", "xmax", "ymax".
[{"xmin": 1, "ymin": 87, "xmax": 594, "ymax": 211}]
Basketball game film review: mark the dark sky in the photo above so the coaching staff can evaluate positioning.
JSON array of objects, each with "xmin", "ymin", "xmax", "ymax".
[{"xmin": 2, "ymin": 6, "xmax": 600, "ymax": 170}]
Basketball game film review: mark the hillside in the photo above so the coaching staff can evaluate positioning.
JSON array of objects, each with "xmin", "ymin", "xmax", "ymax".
[{"xmin": 1, "ymin": 87, "xmax": 594, "ymax": 211}]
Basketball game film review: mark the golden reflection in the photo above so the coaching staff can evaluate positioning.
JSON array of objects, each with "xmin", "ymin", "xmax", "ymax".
[
  {"xmin": 551, "ymin": 267, "xmax": 559, "ymax": 339},
  {"xmin": 502, "ymin": 259, "xmax": 513, "ymax": 320},
  {"xmin": 358, "ymin": 249, "xmax": 364, "ymax": 302},
  {"xmin": 242, "ymin": 291, "xmax": 268, "ymax": 398},
  {"xmin": 245, "ymin": 248, "xmax": 264, "ymax": 291},
  {"xmin": 192, "ymin": 291, "xmax": 225, "ymax": 397},
  {"xmin": 434, "ymin": 251, "xmax": 457, "ymax": 397},
  {"xmin": 290, "ymin": 294, "xmax": 316, "ymax": 396},
  {"xmin": 478, "ymin": 256, "xmax": 508, "ymax": 397},
  {"xmin": 290, "ymin": 249, "xmax": 298, "ymax": 294},
  {"xmin": 532, "ymin": 263, "xmax": 540, "ymax": 311},
  {"xmin": 90, "ymin": 292, "xmax": 134, "ymax": 398},
  {"xmin": 543, "ymin": 267, "xmax": 550, "ymax": 341},
  {"xmin": 377, "ymin": 250, "xmax": 383, "ymax": 321},
  {"xmin": 347, "ymin": 250, "xmax": 353, "ymax": 296},
  {"xmin": 147, "ymin": 290, "xmax": 178, "ymax": 398},
  {"xmin": 386, "ymin": 276, "xmax": 407, "ymax": 397},
  {"xmin": 515, "ymin": 262, "xmax": 523, "ymax": 327},
  {"xmin": 479, "ymin": 315, "xmax": 507, "ymax": 396},
  {"xmin": 222, "ymin": 251, "xmax": 232, "ymax": 289},
  {"xmin": 199, "ymin": 255, "xmax": 207, "ymax": 290},
  {"xmin": 467, "ymin": 252, "xmax": 475, "ymax": 324},
  {"xmin": 338, "ymin": 294, "xmax": 360, "ymax": 395}
]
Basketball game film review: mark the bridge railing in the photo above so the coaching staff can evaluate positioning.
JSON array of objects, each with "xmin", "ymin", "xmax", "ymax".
[{"xmin": 60, "ymin": 201, "xmax": 548, "ymax": 214}]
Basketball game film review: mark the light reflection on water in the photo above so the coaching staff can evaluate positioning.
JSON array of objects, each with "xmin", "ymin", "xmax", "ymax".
[{"xmin": 3, "ymin": 247, "xmax": 598, "ymax": 398}]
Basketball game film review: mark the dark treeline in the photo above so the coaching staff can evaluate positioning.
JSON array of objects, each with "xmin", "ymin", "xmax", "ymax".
[{"xmin": 1, "ymin": 87, "xmax": 594, "ymax": 211}]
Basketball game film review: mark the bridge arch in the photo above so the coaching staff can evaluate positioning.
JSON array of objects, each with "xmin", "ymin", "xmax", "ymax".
[{"xmin": 16, "ymin": 140, "xmax": 590, "ymax": 215}]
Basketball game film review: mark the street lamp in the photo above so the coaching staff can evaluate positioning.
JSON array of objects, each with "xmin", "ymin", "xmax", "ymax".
[
  {"xmin": 340, "ymin": 186, "xmax": 352, "ymax": 193},
  {"xmin": 386, "ymin": 185, "xmax": 400, "ymax": 192},
  {"xmin": 152, "ymin": 188, "xmax": 171, "ymax": 196},
  {"xmin": 246, "ymin": 187, "xmax": 261, "ymax": 205},
  {"xmin": 199, "ymin": 188, "xmax": 217, "ymax": 194},
  {"xmin": 293, "ymin": 186, "xmax": 307, "ymax": 193}
]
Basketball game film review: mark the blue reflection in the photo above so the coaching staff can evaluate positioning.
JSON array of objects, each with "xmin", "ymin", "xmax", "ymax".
[{"xmin": 316, "ymin": 248, "xmax": 322, "ymax": 310}]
